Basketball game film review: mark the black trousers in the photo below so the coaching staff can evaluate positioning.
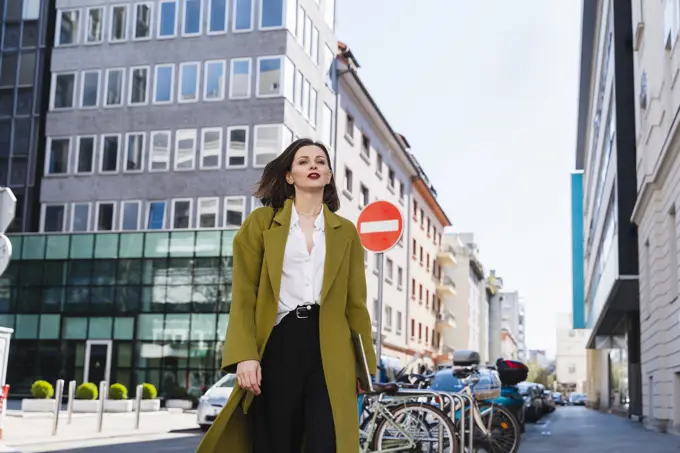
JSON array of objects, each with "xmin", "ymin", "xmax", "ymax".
[{"xmin": 253, "ymin": 304, "xmax": 336, "ymax": 453}]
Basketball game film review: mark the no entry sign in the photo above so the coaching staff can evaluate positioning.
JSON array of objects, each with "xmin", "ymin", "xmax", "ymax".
[{"xmin": 357, "ymin": 200, "xmax": 404, "ymax": 253}]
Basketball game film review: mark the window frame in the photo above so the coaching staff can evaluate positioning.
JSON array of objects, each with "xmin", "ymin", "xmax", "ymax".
[
  {"xmin": 171, "ymin": 198, "xmax": 194, "ymax": 229},
  {"xmin": 145, "ymin": 200, "xmax": 168, "ymax": 230},
  {"xmin": 79, "ymin": 70, "xmax": 101, "ymax": 109},
  {"xmin": 40, "ymin": 203, "xmax": 67, "ymax": 233},
  {"xmin": 50, "ymin": 72, "xmax": 78, "ymax": 110},
  {"xmin": 85, "ymin": 7, "xmax": 104, "ymax": 44},
  {"xmin": 103, "ymin": 67, "xmax": 126, "ymax": 108},
  {"xmin": 75, "ymin": 135, "xmax": 97, "ymax": 175},
  {"xmin": 133, "ymin": 1, "xmax": 154, "ymax": 41},
  {"xmin": 178, "ymin": 61, "xmax": 201, "ymax": 103},
  {"xmin": 181, "ymin": 0, "xmax": 204, "ymax": 37},
  {"xmin": 224, "ymin": 196, "xmax": 247, "ymax": 229},
  {"xmin": 207, "ymin": 0, "xmax": 228, "ymax": 35},
  {"xmin": 229, "ymin": 57, "xmax": 252, "ymax": 99},
  {"xmin": 109, "ymin": 4, "xmax": 129, "ymax": 43},
  {"xmin": 258, "ymin": 0, "xmax": 285, "ymax": 30},
  {"xmin": 199, "ymin": 127, "xmax": 223, "ymax": 170},
  {"xmin": 70, "ymin": 202, "xmax": 92, "ymax": 232},
  {"xmin": 44, "ymin": 137, "xmax": 71, "ymax": 177},
  {"xmin": 123, "ymin": 132, "xmax": 146, "ymax": 173},
  {"xmin": 128, "ymin": 65, "xmax": 151, "ymax": 106},
  {"xmin": 344, "ymin": 166, "xmax": 353, "ymax": 194},
  {"xmin": 94, "ymin": 201, "xmax": 117, "ymax": 232},
  {"xmin": 153, "ymin": 64, "xmax": 175, "ymax": 105},
  {"xmin": 232, "ymin": 0, "xmax": 254, "ymax": 32},
  {"xmin": 99, "ymin": 133, "xmax": 122, "ymax": 174},
  {"xmin": 203, "ymin": 59, "xmax": 226, "ymax": 101},
  {"xmin": 226, "ymin": 126, "xmax": 249, "ymax": 168},
  {"xmin": 149, "ymin": 130, "xmax": 172, "ymax": 172},
  {"xmin": 119, "ymin": 200, "xmax": 143, "ymax": 231},
  {"xmin": 255, "ymin": 55, "xmax": 284, "ymax": 98},
  {"xmin": 55, "ymin": 9, "xmax": 81, "ymax": 47},
  {"xmin": 252, "ymin": 124, "xmax": 283, "ymax": 168},
  {"xmin": 197, "ymin": 196, "xmax": 220, "ymax": 229},
  {"xmin": 174, "ymin": 128, "xmax": 198, "ymax": 171},
  {"xmin": 157, "ymin": 0, "xmax": 178, "ymax": 39}
]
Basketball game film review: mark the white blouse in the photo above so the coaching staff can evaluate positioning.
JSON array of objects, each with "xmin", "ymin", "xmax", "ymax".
[{"xmin": 275, "ymin": 205, "xmax": 326, "ymax": 324}]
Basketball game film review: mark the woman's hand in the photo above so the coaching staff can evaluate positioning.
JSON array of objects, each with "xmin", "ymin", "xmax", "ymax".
[
  {"xmin": 357, "ymin": 380, "xmax": 365, "ymax": 395},
  {"xmin": 236, "ymin": 360, "xmax": 262, "ymax": 395}
]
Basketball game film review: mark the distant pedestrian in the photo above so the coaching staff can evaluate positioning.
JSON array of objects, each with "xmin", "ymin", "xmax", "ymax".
[{"xmin": 195, "ymin": 138, "xmax": 377, "ymax": 453}]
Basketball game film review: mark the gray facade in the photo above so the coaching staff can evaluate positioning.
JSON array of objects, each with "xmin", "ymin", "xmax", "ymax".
[
  {"xmin": 0, "ymin": 0, "xmax": 54, "ymax": 232},
  {"xmin": 41, "ymin": 0, "xmax": 338, "ymax": 232}
]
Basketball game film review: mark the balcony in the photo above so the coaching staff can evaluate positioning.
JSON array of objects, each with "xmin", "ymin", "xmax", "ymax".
[
  {"xmin": 436, "ymin": 245, "xmax": 457, "ymax": 267},
  {"xmin": 436, "ymin": 276, "xmax": 457, "ymax": 297},
  {"xmin": 436, "ymin": 309, "xmax": 456, "ymax": 331}
]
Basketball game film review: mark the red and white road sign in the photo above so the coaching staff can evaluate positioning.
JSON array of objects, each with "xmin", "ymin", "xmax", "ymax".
[{"xmin": 357, "ymin": 200, "xmax": 404, "ymax": 253}]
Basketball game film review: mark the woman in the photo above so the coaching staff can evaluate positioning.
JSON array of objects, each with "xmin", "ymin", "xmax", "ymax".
[{"xmin": 196, "ymin": 138, "xmax": 377, "ymax": 453}]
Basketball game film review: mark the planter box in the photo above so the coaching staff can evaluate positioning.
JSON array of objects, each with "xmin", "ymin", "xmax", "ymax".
[
  {"xmin": 104, "ymin": 399, "xmax": 133, "ymax": 413},
  {"xmin": 73, "ymin": 399, "xmax": 100, "ymax": 413},
  {"xmin": 133, "ymin": 399, "xmax": 161, "ymax": 412},
  {"xmin": 21, "ymin": 398, "xmax": 56, "ymax": 413},
  {"xmin": 165, "ymin": 399, "xmax": 192, "ymax": 410}
]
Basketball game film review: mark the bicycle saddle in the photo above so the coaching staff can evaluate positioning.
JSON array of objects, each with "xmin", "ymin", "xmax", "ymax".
[{"xmin": 368, "ymin": 382, "xmax": 399, "ymax": 395}]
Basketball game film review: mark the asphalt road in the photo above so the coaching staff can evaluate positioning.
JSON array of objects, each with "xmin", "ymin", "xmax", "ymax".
[{"xmin": 36, "ymin": 406, "xmax": 680, "ymax": 453}]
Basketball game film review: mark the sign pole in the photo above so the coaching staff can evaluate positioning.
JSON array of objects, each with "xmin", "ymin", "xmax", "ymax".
[{"xmin": 375, "ymin": 252, "xmax": 384, "ymax": 366}]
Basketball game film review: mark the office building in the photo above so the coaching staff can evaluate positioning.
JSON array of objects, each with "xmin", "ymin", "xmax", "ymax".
[
  {"xmin": 0, "ymin": 0, "xmax": 53, "ymax": 232},
  {"xmin": 572, "ymin": 0, "xmax": 641, "ymax": 417},
  {"xmin": 555, "ymin": 312, "xmax": 588, "ymax": 394}
]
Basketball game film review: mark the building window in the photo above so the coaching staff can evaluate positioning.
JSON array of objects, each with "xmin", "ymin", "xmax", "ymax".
[
  {"xmin": 154, "ymin": 64, "xmax": 174, "ymax": 104},
  {"xmin": 124, "ymin": 132, "xmax": 145, "ymax": 172},
  {"xmin": 385, "ymin": 306, "xmax": 392, "ymax": 330},
  {"xmin": 179, "ymin": 62, "xmax": 200, "ymax": 103},
  {"xmin": 51, "ymin": 73, "xmax": 76, "ymax": 109},
  {"xmin": 158, "ymin": 0, "xmax": 178, "ymax": 38},
  {"xmin": 360, "ymin": 184, "xmax": 369, "ymax": 208},
  {"xmin": 293, "ymin": 70, "xmax": 303, "ymax": 110},
  {"xmin": 134, "ymin": 2, "xmax": 153, "ymax": 40},
  {"xmin": 149, "ymin": 131, "xmax": 171, "ymax": 171},
  {"xmin": 129, "ymin": 66, "xmax": 149, "ymax": 105},
  {"xmin": 302, "ymin": 79, "xmax": 310, "ymax": 119},
  {"xmin": 86, "ymin": 7, "xmax": 104, "ymax": 43},
  {"xmin": 175, "ymin": 129, "xmax": 197, "ymax": 170},
  {"xmin": 234, "ymin": 0, "xmax": 254, "ymax": 31},
  {"xmin": 376, "ymin": 154, "xmax": 383, "ymax": 176},
  {"xmin": 208, "ymin": 0, "xmax": 227, "ymax": 33},
  {"xmin": 204, "ymin": 60, "xmax": 226, "ymax": 101},
  {"xmin": 344, "ymin": 167, "xmax": 353, "ymax": 193},
  {"xmin": 388, "ymin": 168, "xmax": 396, "ymax": 189},
  {"xmin": 104, "ymin": 68, "xmax": 125, "ymax": 107},
  {"xmin": 198, "ymin": 197, "xmax": 219, "ymax": 228},
  {"xmin": 410, "ymin": 319, "xmax": 415, "ymax": 338},
  {"xmin": 120, "ymin": 200, "xmax": 141, "ymax": 230},
  {"xmin": 100, "ymin": 135, "xmax": 121, "ymax": 173},
  {"xmin": 226, "ymin": 126, "xmax": 248, "ymax": 167},
  {"xmin": 669, "ymin": 207, "xmax": 679, "ymax": 299},
  {"xmin": 95, "ymin": 202, "xmax": 116, "ymax": 231},
  {"xmin": 230, "ymin": 58, "xmax": 252, "ymax": 98},
  {"xmin": 344, "ymin": 114, "xmax": 355, "ymax": 140},
  {"xmin": 76, "ymin": 136, "xmax": 96, "ymax": 174},
  {"xmin": 324, "ymin": 0, "xmax": 335, "ymax": 29},
  {"xmin": 57, "ymin": 10, "xmax": 80, "ymax": 46},
  {"xmin": 224, "ymin": 196, "xmax": 246, "ymax": 227},
  {"xmin": 396, "ymin": 311, "xmax": 402, "ymax": 335},
  {"xmin": 171, "ymin": 199, "xmax": 193, "ymax": 229},
  {"xmin": 309, "ymin": 88, "xmax": 317, "ymax": 126},
  {"xmin": 80, "ymin": 70, "xmax": 100, "ymax": 108},
  {"xmin": 324, "ymin": 45, "xmax": 334, "ymax": 89},
  {"xmin": 260, "ymin": 0, "xmax": 284, "ymax": 29},
  {"xmin": 311, "ymin": 27, "xmax": 319, "ymax": 64},
  {"xmin": 322, "ymin": 103, "xmax": 333, "ymax": 147},
  {"xmin": 200, "ymin": 127, "xmax": 222, "ymax": 169},
  {"xmin": 257, "ymin": 56, "xmax": 283, "ymax": 97},
  {"xmin": 253, "ymin": 124, "xmax": 283, "ymax": 167},
  {"xmin": 182, "ymin": 0, "xmax": 203, "ymax": 36},
  {"xmin": 46, "ymin": 138, "xmax": 70, "ymax": 176},
  {"xmin": 397, "ymin": 266, "xmax": 403, "ymax": 289},
  {"xmin": 251, "ymin": 197, "xmax": 263, "ymax": 212},
  {"xmin": 110, "ymin": 5, "xmax": 128, "ymax": 42},
  {"xmin": 71, "ymin": 203, "xmax": 91, "ymax": 232},
  {"xmin": 385, "ymin": 258, "xmax": 393, "ymax": 282},
  {"xmin": 568, "ymin": 365, "xmax": 576, "ymax": 374},
  {"xmin": 42, "ymin": 204, "xmax": 66, "ymax": 232},
  {"xmin": 146, "ymin": 201, "xmax": 167, "ymax": 229},
  {"xmin": 361, "ymin": 134, "xmax": 370, "ymax": 158}
]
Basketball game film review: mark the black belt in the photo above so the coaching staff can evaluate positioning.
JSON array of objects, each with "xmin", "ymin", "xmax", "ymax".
[{"xmin": 291, "ymin": 304, "xmax": 319, "ymax": 319}]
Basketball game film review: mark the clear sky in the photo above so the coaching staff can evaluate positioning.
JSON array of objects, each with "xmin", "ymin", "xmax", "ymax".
[{"xmin": 337, "ymin": 0, "xmax": 583, "ymax": 356}]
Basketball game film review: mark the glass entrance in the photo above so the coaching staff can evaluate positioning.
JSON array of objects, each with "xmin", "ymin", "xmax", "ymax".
[{"xmin": 84, "ymin": 340, "xmax": 112, "ymax": 385}]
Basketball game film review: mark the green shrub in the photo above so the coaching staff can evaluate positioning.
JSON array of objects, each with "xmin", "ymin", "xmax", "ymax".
[
  {"xmin": 31, "ymin": 380, "xmax": 54, "ymax": 399},
  {"xmin": 108, "ymin": 383, "xmax": 128, "ymax": 400},
  {"xmin": 142, "ymin": 383, "xmax": 157, "ymax": 400},
  {"xmin": 76, "ymin": 382, "xmax": 98, "ymax": 400},
  {"xmin": 169, "ymin": 386, "xmax": 188, "ymax": 399}
]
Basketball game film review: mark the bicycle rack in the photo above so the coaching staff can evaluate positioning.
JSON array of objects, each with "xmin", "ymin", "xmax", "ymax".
[
  {"xmin": 441, "ymin": 392, "xmax": 466, "ymax": 453},
  {"xmin": 458, "ymin": 393, "xmax": 475, "ymax": 453},
  {"xmin": 394, "ymin": 388, "xmax": 451, "ymax": 453}
]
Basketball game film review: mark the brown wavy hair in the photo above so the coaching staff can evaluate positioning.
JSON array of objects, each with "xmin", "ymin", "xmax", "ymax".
[{"xmin": 254, "ymin": 138, "xmax": 340, "ymax": 212}]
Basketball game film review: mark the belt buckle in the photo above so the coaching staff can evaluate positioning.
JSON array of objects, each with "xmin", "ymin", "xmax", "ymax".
[{"xmin": 295, "ymin": 305, "xmax": 311, "ymax": 319}]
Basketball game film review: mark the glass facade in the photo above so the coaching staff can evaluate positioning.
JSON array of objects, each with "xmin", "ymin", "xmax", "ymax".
[
  {"xmin": 0, "ymin": 0, "xmax": 54, "ymax": 232},
  {"xmin": 2, "ymin": 231, "xmax": 236, "ymax": 397}
]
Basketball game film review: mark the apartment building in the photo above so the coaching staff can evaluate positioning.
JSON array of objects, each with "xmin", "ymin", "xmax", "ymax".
[
  {"xmin": 572, "ymin": 0, "xmax": 641, "ymax": 417},
  {"xmin": 630, "ymin": 0, "xmax": 680, "ymax": 432},
  {"xmin": 555, "ymin": 312, "xmax": 588, "ymax": 393},
  {"xmin": 0, "ymin": 0, "xmax": 52, "ymax": 232},
  {"xmin": 332, "ymin": 44, "xmax": 416, "ymax": 365},
  {"xmin": 487, "ymin": 270, "xmax": 504, "ymax": 361},
  {"xmin": 441, "ymin": 232, "xmax": 488, "ymax": 363},
  {"xmin": 490, "ymin": 290, "xmax": 523, "ymax": 362},
  {"xmin": 401, "ymin": 142, "xmax": 454, "ymax": 366}
]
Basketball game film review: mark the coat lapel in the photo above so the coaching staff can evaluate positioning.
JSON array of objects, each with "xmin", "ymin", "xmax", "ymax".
[
  {"xmin": 321, "ymin": 206, "xmax": 349, "ymax": 302},
  {"xmin": 262, "ymin": 199, "xmax": 293, "ymax": 302}
]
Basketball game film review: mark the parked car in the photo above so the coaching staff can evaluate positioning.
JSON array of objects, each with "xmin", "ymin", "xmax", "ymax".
[
  {"xmin": 517, "ymin": 381, "xmax": 543, "ymax": 422},
  {"xmin": 552, "ymin": 392, "xmax": 565, "ymax": 406},
  {"xmin": 569, "ymin": 392, "xmax": 586, "ymax": 406},
  {"xmin": 542, "ymin": 390, "xmax": 556, "ymax": 413},
  {"xmin": 196, "ymin": 374, "xmax": 236, "ymax": 431}
]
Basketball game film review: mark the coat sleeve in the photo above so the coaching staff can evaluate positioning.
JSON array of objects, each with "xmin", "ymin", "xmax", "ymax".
[
  {"xmin": 221, "ymin": 212, "xmax": 266, "ymax": 373},
  {"xmin": 346, "ymin": 228, "xmax": 378, "ymax": 375}
]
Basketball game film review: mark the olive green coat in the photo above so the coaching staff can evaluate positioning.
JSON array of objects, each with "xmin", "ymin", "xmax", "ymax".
[{"xmin": 195, "ymin": 198, "xmax": 377, "ymax": 453}]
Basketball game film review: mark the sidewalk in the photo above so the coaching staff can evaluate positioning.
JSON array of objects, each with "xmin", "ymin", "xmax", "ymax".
[{"xmin": 0, "ymin": 409, "xmax": 200, "ymax": 451}]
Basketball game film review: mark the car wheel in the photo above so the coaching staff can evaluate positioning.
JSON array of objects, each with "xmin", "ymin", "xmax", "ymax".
[
  {"xmin": 521, "ymin": 421, "xmax": 525, "ymax": 433},
  {"xmin": 200, "ymin": 424, "xmax": 210, "ymax": 432}
]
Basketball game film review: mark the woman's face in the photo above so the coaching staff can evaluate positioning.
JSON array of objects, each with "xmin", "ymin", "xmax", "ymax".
[{"xmin": 286, "ymin": 145, "xmax": 332, "ymax": 192}]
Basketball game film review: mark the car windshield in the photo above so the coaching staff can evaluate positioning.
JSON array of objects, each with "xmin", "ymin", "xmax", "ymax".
[{"xmin": 516, "ymin": 382, "xmax": 532, "ymax": 395}]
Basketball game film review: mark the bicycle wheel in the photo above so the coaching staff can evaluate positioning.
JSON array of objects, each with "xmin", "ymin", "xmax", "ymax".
[
  {"xmin": 474, "ymin": 402, "xmax": 521, "ymax": 453},
  {"xmin": 372, "ymin": 401, "xmax": 458, "ymax": 453}
]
